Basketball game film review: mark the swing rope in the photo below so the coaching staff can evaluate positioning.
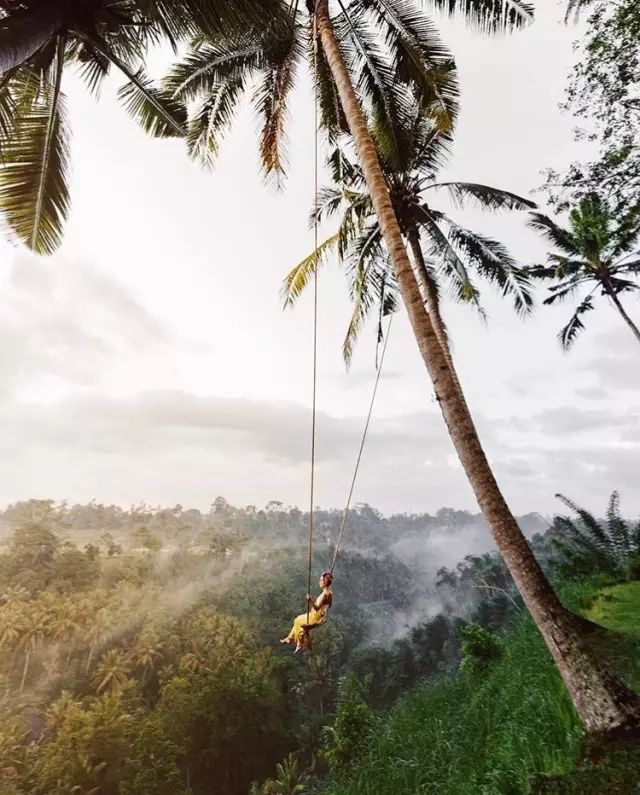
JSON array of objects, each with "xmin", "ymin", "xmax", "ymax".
[
  {"xmin": 305, "ymin": 3, "xmax": 391, "ymax": 604},
  {"xmin": 306, "ymin": 10, "xmax": 320, "ymax": 628},
  {"xmin": 330, "ymin": 313, "xmax": 392, "ymax": 575}
]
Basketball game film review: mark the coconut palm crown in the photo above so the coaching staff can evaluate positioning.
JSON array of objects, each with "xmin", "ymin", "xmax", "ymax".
[
  {"xmin": 283, "ymin": 106, "xmax": 536, "ymax": 363},
  {"xmin": 528, "ymin": 194, "xmax": 640, "ymax": 348},
  {"xmin": 157, "ymin": 0, "xmax": 462, "ymax": 185}
]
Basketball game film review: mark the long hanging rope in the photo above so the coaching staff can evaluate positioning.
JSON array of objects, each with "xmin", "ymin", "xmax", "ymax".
[
  {"xmin": 330, "ymin": 314, "xmax": 393, "ymax": 575},
  {"xmin": 305, "ymin": 2, "xmax": 391, "ymax": 598},
  {"xmin": 306, "ymin": 11, "xmax": 320, "ymax": 627}
]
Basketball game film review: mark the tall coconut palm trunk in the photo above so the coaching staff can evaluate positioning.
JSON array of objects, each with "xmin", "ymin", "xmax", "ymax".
[
  {"xmin": 313, "ymin": 0, "xmax": 640, "ymax": 735},
  {"xmin": 20, "ymin": 650, "xmax": 31, "ymax": 693},
  {"xmin": 604, "ymin": 280, "xmax": 640, "ymax": 345},
  {"xmin": 0, "ymin": 3, "xmax": 64, "ymax": 76},
  {"xmin": 406, "ymin": 226, "xmax": 466, "ymax": 399}
]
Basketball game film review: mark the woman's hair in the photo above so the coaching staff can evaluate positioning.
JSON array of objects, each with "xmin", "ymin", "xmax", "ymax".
[{"xmin": 321, "ymin": 571, "xmax": 333, "ymax": 585}]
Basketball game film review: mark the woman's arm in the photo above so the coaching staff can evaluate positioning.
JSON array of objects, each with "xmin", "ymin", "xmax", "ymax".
[{"xmin": 306, "ymin": 592, "xmax": 327, "ymax": 611}]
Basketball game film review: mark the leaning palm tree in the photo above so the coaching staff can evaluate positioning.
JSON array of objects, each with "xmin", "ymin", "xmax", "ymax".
[
  {"xmin": 124, "ymin": 0, "xmax": 640, "ymax": 733},
  {"xmin": 303, "ymin": 0, "xmax": 640, "ymax": 736},
  {"xmin": 528, "ymin": 194, "xmax": 640, "ymax": 348},
  {"xmin": 0, "ymin": 0, "xmax": 286, "ymax": 253},
  {"xmin": 284, "ymin": 109, "xmax": 535, "ymax": 365}
]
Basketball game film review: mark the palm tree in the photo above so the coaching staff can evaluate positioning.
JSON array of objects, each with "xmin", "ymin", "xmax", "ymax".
[
  {"xmin": 130, "ymin": 630, "xmax": 164, "ymax": 681},
  {"xmin": 296, "ymin": 0, "xmax": 640, "ymax": 736},
  {"xmin": 284, "ymin": 109, "xmax": 535, "ymax": 365},
  {"xmin": 0, "ymin": 0, "xmax": 284, "ymax": 253},
  {"xmin": 126, "ymin": 0, "xmax": 640, "ymax": 733},
  {"xmin": 45, "ymin": 689, "xmax": 80, "ymax": 733},
  {"xmin": 179, "ymin": 641, "xmax": 212, "ymax": 675},
  {"xmin": 18, "ymin": 606, "xmax": 49, "ymax": 692},
  {"xmin": 528, "ymin": 195, "xmax": 640, "ymax": 348},
  {"xmin": 91, "ymin": 648, "xmax": 130, "ymax": 694},
  {"xmin": 550, "ymin": 492, "xmax": 640, "ymax": 583},
  {"xmin": 84, "ymin": 607, "xmax": 110, "ymax": 674},
  {"xmin": 0, "ymin": 605, "xmax": 22, "ymax": 679},
  {"xmin": 50, "ymin": 600, "xmax": 80, "ymax": 673},
  {"xmin": 256, "ymin": 754, "xmax": 310, "ymax": 795}
]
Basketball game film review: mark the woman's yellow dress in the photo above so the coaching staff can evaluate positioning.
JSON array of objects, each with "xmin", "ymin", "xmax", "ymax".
[{"xmin": 285, "ymin": 594, "xmax": 331, "ymax": 648}]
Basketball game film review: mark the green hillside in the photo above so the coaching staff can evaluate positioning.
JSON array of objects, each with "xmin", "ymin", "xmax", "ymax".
[{"xmin": 324, "ymin": 581, "xmax": 640, "ymax": 795}]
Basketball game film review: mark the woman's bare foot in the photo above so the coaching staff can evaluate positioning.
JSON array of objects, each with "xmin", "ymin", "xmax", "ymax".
[
  {"xmin": 280, "ymin": 638, "xmax": 291, "ymax": 645},
  {"xmin": 294, "ymin": 644, "xmax": 301, "ymax": 654}
]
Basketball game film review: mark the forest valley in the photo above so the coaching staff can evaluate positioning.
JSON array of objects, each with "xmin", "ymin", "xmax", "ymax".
[{"xmin": 0, "ymin": 495, "xmax": 639, "ymax": 794}]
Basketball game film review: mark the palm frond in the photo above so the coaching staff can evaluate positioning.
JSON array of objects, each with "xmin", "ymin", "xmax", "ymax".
[
  {"xmin": 117, "ymin": 69, "xmax": 187, "ymax": 138},
  {"xmin": 312, "ymin": 23, "xmax": 349, "ymax": 139},
  {"xmin": 363, "ymin": 0, "xmax": 459, "ymax": 130},
  {"xmin": 528, "ymin": 212, "xmax": 579, "ymax": 256},
  {"xmin": 74, "ymin": 49, "xmax": 110, "ymax": 98},
  {"xmin": 606, "ymin": 491, "xmax": 631, "ymax": 559},
  {"xmin": 282, "ymin": 233, "xmax": 341, "ymax": 307},
  {"xmin": 343, "ymin": 264, "xmax": 395, "ymax": 367},
  {"xmin": 541, "ymin": 276, "xmax": 589, "ymax": 306},
  {"xmin": 336, "ymin": 3, "xmax": 407, "ymax": 164},
  {"xmin": 445, "ymin": 222, "xmax": 533, "ymax": 315},
  {"xmin": 253, "ymin": 30, "xmax": 299, "ymax": 179},
  {"xmin": 619, "ymin": 260, "xmax": 640, "ymax": 276},
  {"xmin": 423, "ymin": 0, "xmax": 534, "ymax": 33},
  {"xmin": 607, "ymin": 276, "xmax": 640, "ymax": 295},
  {"xmin": 418, "ymin": 207, "xmax": 484, "ymax": 313},
  {"xmin": 312, "ymin": 186, "xmax": 346, "ymax": 224},
  {"xmin": 557, "ymin": 294, "xmax": 595, "ymax": 349},
  {"xmin": 0, "ymin": 39, "xmax": 70, "ymax": 254},
  {"xmin": 336, "ymin": 193, "xmax": 374, "ymax": 259},
  {"xmin": 342, "ymin": 228, "xmax": 391, "ymax": 366},
  {"xmin": 610, "ymin": 210, "xmax": 640, "ymax": 259},
  {"xmin": 564, "ymin": 0, "xmax": 595, "ymax": 23},
  {"xmin": 326, "ymin": 143, "xmax": 364, "ymax": 188},
  {"xmin": 555, "ymin": 494, "xmax": 612, "ymax": 550},
  {"xmin": 343, "ymin": 273, "xmax": 373, "ymax": 366},
  {"xmin": 0, "ymin": 72, "xmax": 16, "ymax": 144},
  {"xmin": 411, "ymin": 124, "xmax": 451, "ymax": 177},
  {"xmin": 187, "ymin": 78, "xmax": 247, "ymax": 167},
  {"xmin": 164, "ymin": 39, "xmax": 264, "ymax": 102},
  {"xmin": 428, "ymin": 181, "xmax": 536, "ymax": 211},
  {"xmin": 150, "ymin": 0, "xmax": 289, "ymax": 41},
  {"xmin": 528, "ymin": 258, "xmax": 586, "ymax": 281}
]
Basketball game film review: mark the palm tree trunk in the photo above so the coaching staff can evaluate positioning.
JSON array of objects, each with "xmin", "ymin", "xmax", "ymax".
[
  {"xmin": 64, "ymin": 640, "xmax": 75, "ymax": 674},
  {"xmin": 406, "ymin": 226, "xmax": 466, "ymax": 398},
  {"xmin": 313, "ymin": 0, "xmax": 640, "ymax": 735},
  {"xmin": 20, "ymin": 650, "xmax": 30, "ymax": 693},
  {"xmin": 86, "ymin": 645, "xmax": 95, "ymax": 674},
  {"xmin": 0, "ymin": 3, "xmax": 64, "ymax": 76},
  {"xmin": 605, "ymin": 283, "xmax": 640, "ymax": 345}
]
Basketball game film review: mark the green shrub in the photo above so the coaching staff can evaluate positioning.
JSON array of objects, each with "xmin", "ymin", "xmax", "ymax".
[{"xmin": 459, "ymin": 623, "xmax": 503, "ymax": 675}]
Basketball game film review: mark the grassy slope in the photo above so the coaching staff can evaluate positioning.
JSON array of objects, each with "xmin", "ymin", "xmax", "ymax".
[{"xmin": 327, "ymin": 580, "xmax": 640, "ymax": 795}]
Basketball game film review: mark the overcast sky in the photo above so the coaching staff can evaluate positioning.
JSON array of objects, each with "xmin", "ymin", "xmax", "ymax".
[{"xmin": 0, "ymin": 0, "xmax": 638, "ymax": 518}]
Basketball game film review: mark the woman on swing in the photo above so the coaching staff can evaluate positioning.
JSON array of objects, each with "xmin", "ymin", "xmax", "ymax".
[{"xmin": 281, "ymin": 571, "xmax": 333, "ymax": 653}]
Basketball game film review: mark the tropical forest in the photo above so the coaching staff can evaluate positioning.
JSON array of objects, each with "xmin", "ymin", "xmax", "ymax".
[{"xmin": 0, "ymin": 0, "xmax": 639, "ymax": 793}]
